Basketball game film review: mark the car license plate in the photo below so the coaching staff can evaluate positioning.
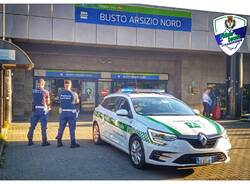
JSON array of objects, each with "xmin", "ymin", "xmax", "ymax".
[{"xmin": 196, "ymin": 156, "xmax": 216, "ymax": 165}]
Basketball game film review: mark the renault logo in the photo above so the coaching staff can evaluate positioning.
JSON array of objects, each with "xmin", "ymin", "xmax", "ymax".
[{"xmin": 198, "ymin": 132, "xmax": 208, "ymax": 146}]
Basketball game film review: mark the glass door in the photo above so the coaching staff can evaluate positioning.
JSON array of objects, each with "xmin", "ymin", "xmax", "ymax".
[
  {"xmin": 81, "ymin": 81, "xmax": 96, "ymax": 113},
  {"xmin": 97, "ymin": 80, "xmax": 111, "ymax": 104},
  {"xmin": 112, "ymin": 80, "xmax": 137, "ymax": 93},
  {"xmin": 242, "ymin": 84, "xmax": 250, "ymax": 114}
]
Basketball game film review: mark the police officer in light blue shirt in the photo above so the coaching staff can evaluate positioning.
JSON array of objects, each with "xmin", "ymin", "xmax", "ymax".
[
  {"xmin": 27, "ymin": 78, "xmax": 51, "ymax": 146},
  {"xmin": 56, "ymin": 80, "xmax": 80, "ymax": 148}
]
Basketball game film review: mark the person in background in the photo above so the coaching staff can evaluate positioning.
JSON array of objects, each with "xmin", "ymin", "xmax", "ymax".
[
  {"xmin": 209, "ymin": 88, "xmax": 216, "ymax": 109},
  {"xmin": 56, "ymin": 80, "xmax": 80, "ymax": 148},
  {"xmin": 27, "ymin": 78, "xmax": 51, "ymax": 146},
  {"xmin": 202, "ymin": 88, "xmax": 212, "ymax": 117}
]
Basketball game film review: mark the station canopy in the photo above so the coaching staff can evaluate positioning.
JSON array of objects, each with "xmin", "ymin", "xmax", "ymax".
[{"xmin": 0, "ymin": 40, "xmax": 34, "ymax": 70}]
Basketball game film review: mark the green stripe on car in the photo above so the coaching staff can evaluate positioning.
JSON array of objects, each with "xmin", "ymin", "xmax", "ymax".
[
  {"xmin": 145, "ymin": 116, "xmax": 182, "ymax": 136},
  {"xmin": 199, "ymin": 115, "xmax": 222, "ymax": 134},
  {"xmin": 95, "ymin": 111, "xmax": 156, "ymax": 144}
]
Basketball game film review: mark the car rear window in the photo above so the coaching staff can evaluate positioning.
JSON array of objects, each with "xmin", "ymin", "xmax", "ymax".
[{"xmin": 101, "ymin": 97, "xmax": 120, "ymax": 112}]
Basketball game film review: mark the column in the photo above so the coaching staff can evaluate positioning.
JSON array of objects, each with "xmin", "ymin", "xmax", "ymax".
[{"xmin": 226, "ymin": 53, "xmax": 243, "ymax": 119}]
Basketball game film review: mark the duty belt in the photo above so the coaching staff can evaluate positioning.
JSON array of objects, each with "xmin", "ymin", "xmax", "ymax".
[
  {"xmin": 35, "ymin": 106, "xmax": 45, "ymax": 109},
  {"xmin": 62, "ymin": 109, "xmax": 77, "ymax": 113}
]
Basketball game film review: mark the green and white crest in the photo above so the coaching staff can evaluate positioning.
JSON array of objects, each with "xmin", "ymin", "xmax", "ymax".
[{"xmin": 213, "ymin": 15, "xmax": 248, "ymax": 56}]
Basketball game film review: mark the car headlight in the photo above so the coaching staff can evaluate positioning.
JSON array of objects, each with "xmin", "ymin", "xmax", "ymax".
[
  {"xmin": 221, "ymin": 130, "xmax": 229, "ymax": 139},
  {"xmin": 148, "ymin": 128, "xmax": 177, "ymax": 145}
]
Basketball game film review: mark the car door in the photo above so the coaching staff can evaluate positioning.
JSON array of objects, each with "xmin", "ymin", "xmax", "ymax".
[
  {"xmin": 102, "ymin": 96, "xmax": 121, "ymax": 144},
  {"xmin": 113, "ymin": 97, "xmax": 133, "ymax": 150},
  {"xmin": 97, "ymin": 97, "xmax": 111, "ymax": 139}
]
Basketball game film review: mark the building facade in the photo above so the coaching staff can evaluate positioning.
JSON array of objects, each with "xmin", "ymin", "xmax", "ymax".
[{"xmin": 0, "ymin": 4, "xmax": 250, "ymax": 120}]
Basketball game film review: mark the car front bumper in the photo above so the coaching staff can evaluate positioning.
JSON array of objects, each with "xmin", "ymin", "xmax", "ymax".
[{"xmin": 143, "ymin": 136, "xmax": 231, "ymax": 167}]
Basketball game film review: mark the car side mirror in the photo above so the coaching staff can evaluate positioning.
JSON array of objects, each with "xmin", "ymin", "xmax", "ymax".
[
  {"xmin": 116, "ymin": 109, "xmax": 129, "ymax": 117},
  {"xmin": 193, "ymin": 109, "xmax": 200, "ymax": 115}
]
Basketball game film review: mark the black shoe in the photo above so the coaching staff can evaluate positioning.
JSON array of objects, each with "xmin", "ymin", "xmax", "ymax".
[
  {"xmin": 57, "ymin": 139, "xmax": 63, "ymax": 147},
  {"xmin": 70, "ymin": 139, "xmax": 80, "ymax": 148},
  {"xmin": 70, "ymin": 143, "xmax": 80, "ymax": 148},
  {"xmin": 28, "ymin": 140, "xmax": 33, "ymax": 146},
  {"xmin": 42, "ymin": 141, "xmax": 51, "ymax": 146}
]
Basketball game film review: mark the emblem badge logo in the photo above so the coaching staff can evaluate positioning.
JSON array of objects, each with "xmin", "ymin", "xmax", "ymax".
[
  {"xmin": 198, "ymin": 132, "xmax": 208, "ymax": 146},
  {"xmin": 80, "ymin": 11, "xmax": 88, "ymax": 19},
  {"xmin": 213, "ymin": 15, "xmax": 248, "ymax": 56}
]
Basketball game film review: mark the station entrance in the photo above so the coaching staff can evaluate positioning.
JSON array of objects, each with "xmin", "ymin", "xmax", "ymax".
[
  {"xmin": 33, "ymin": 69, "xmax": 168, "ymax": 117},
  {"xmin": 208, "ymin": 83, "xmax": 250, "ymax": 119}
]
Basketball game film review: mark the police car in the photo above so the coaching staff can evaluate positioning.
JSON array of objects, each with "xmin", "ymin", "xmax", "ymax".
[{"xmin": 92, "ymin": 91, "xmax": 231, "ymax": 169}]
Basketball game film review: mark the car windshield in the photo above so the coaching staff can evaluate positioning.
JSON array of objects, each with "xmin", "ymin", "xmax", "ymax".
[{"xmin": 131, "ymin": 97, "xmax": 195, "ymax": 116}]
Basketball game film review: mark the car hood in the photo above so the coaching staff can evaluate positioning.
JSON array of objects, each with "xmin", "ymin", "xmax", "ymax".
[{"xmin": 141, "ymin": 115, "xmax": 224, "ymax": 136}]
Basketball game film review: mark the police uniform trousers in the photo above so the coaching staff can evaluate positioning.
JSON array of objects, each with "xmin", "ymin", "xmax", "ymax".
[
  {"xmin": 27, "ymin": 108, "xmax": 48, "ymax": 140},
  {"xmin": 57, "ymin": 111, "xmax": 77, "ymax": 141}
]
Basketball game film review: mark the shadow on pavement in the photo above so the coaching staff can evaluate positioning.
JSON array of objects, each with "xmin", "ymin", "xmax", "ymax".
[
  {"xmin": 0, "ymin": 138, "xmax": 194, "ymax": 180},
  {"xmin": 48, "ymin": 114, "xmax": 93, "ymax": 123}
]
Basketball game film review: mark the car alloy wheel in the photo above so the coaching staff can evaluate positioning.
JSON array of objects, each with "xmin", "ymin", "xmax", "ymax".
[
  {"xmin": 93, "ymin": 122, "xmax": 102, "ymax": 145},
  {"xmin": 129, "ymin": 136, "xmax": 146, "ymax": 169}
]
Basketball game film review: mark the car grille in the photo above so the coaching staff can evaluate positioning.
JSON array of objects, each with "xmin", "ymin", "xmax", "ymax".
[
  {"xmin": 173, "ymin": 152, "xmax": 227, "ymax": 164},
  {"xmin": 178, "ymin": 135, "xmax": 220, "ymax": 149},
  {"xmin": 185, "ymin": 137, "xmax": 218, "ymax": 148}
]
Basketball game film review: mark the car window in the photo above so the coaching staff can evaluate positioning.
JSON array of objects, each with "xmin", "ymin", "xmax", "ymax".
[
  {"xmin": 117, "ymin": 97, "xmax": 132, "ymax": 115},
  {"xmin": 101, "ymin": 98, "xmax": 109, "ymax": 109},
  {"xmin": 131, "ymin": 97, "xmax": 195, "ymax": 116},
  {"xmin": 101, "ymin": 97, "xmax": 120, "ymax": 112}
]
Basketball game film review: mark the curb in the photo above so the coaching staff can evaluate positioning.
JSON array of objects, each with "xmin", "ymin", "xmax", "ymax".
[
  {"xmin": 217, "ymin": 120, "xmax": 240, "ymax": 123},
  {"xmin": 240, "ymin": 118, "xmax": 250, "ymax": 122}
]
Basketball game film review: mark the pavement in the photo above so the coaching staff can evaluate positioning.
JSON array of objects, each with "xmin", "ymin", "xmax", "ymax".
[{"xmin": 0, "ymin": 119, "xmax": 249, "ymax": 180}]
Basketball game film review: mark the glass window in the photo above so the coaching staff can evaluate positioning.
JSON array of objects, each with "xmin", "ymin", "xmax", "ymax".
[
  {"xmin": 81, "ymin": 81, "xmax": 96, "ymax": 112},
  {"xmin": 98, "ymin": 81, "xmax": 111, "ymax": 104},
  {"xmin": 101, "ymin": 97, "xmax": 119, "ymax": 112},
  {"xmin": 112, "ymin": 81, "xmax": 136, "ymax": 93},
  {"xmin": 242, "ymin": 84, "xmax": 250, "ymax": 114},
  {"xmin": 137, "ymin": 81, "xmax": 166, "ymax": 91},
  {"xmin": 131, "ymin": 97, "xmax": 195, "ymax": 116},
  {"xmin": 117, "ymin": 98, "xmax": 131, "ymax": 112},
  {"xmin": 207, "ymin": 83, "xmax": 227, "ymax": 109},
  {"xmin": 112, "ymin": 80, "xmax": 167, "ymax": 93},
  {"xmin": 101, "ymin": 98, "xmax": 109, "ymax": 109}
]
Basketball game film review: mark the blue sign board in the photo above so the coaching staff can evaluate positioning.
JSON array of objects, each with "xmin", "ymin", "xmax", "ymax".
[
  {"xmin": 111, "ymin": 73, "xmax": 160, "ymax": 80},
  {"xmin": 45, "ymin": 71, "xmax": 101, "ymax": 79},
  {"xmin": 39, "ymin": 70, "xmax": 162, "ymax": 81},
  {"xmin": 75, "ymin": 5, "xmax": 192, "ymax": 32}
]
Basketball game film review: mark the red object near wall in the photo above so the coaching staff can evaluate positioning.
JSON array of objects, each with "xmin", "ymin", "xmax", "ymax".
[
  {"xmin": 212, "ymin": 105, "xmax": 221, "ymax": 120},
  {"xmin": 101, "ymin": 88, "xmax": 109, "ymax": 97}
]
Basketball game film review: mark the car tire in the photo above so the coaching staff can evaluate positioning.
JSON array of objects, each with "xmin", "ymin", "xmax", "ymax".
[
  {"xmin": 93, "ymin": 122, "xmax": 103, "ymax": 145},
  {"xmin": 129, "ymin": 135, "xmax": 146, "ymax": 169}
]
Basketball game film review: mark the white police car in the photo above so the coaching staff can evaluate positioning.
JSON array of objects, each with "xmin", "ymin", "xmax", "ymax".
[{"xmin": 92, "ymin": 92, "xmax": 231, "ymax": 169}]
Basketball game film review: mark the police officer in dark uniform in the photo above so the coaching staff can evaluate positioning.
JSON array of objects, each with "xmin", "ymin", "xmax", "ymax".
[
  {"xmin": 27, "ymin": 78, "xmax": 51, "ymax": 146},
  {"xmin": 56, "ymin": 80, "xmax": 80, "ymax": 148}
]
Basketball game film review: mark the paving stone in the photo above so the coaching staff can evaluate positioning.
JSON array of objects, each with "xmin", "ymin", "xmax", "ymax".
[{"xmin": 0, "ymin": 121, "xmax": 249, "ymax": 180}]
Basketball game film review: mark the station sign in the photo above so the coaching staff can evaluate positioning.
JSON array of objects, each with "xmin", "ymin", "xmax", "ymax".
[
  {"xmin": 35, "ymin": 70, "xmax": 166, "ymax": 81},
  {"xmin": 111, "ymin": 72, "xmax": 161, "ymax": 80},
  {"xmin": 75, "ymin": 4, "xmax": 192, "ymax": 32},
  {"xmin": 35, "ymin": 70, "xmax": 101, "ymax": 79}
]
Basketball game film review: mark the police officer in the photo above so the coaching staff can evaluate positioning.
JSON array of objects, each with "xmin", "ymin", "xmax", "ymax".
[
  {"xmin": 27, "ymin": 78, "xmax": 51, "ymax": 146},
  {"xmin": 56, "ymin": 80, "xmax": 80, "ymax": 148}
]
